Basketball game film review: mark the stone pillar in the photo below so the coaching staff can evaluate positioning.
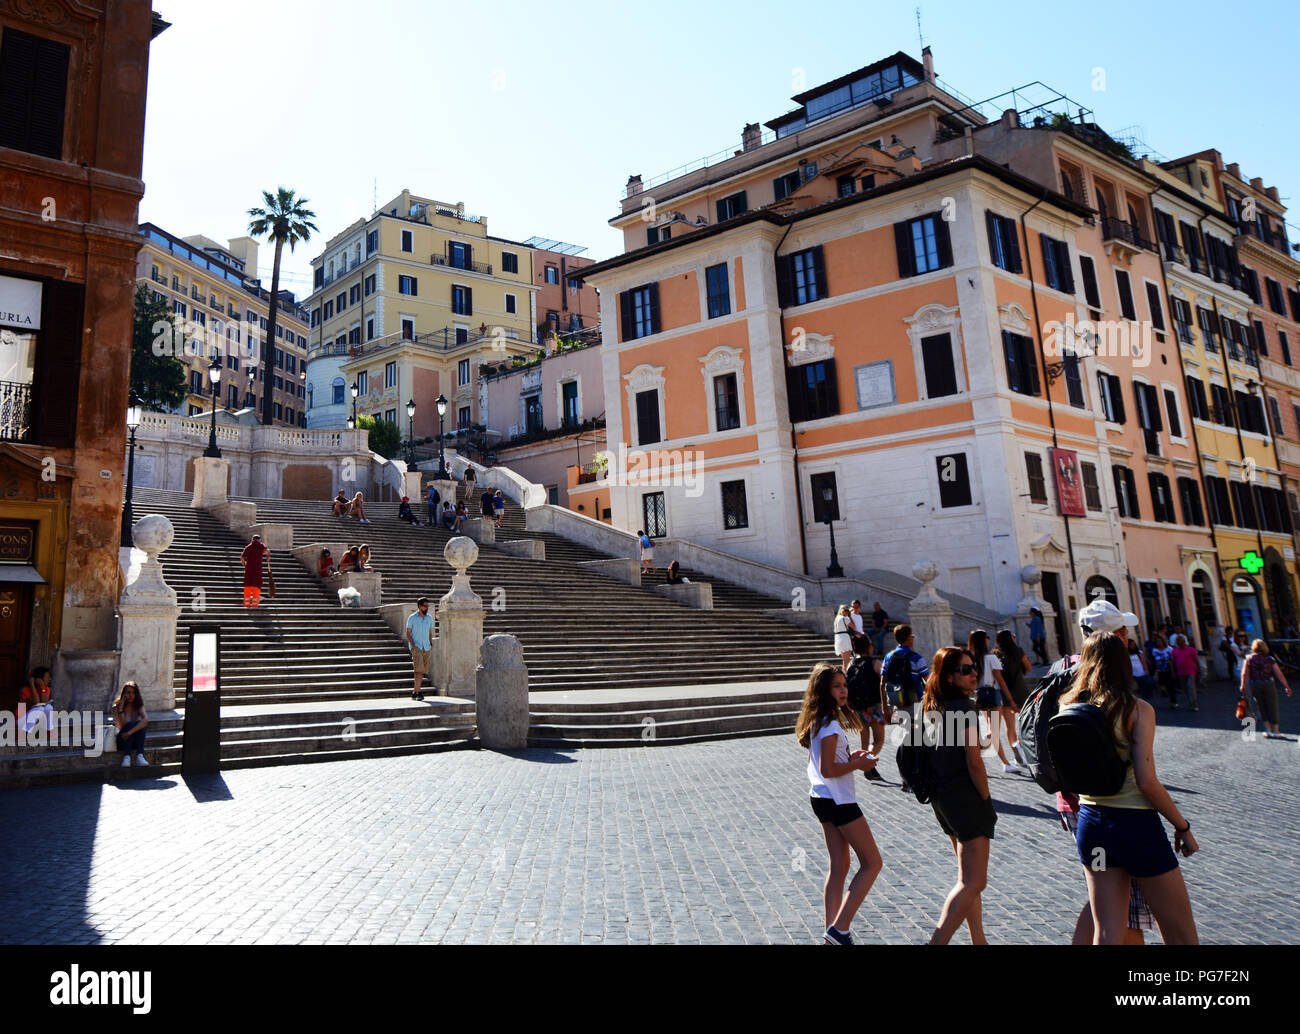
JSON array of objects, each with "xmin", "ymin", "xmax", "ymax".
[
  {"xmin": 436, "ymin": 536, "xmax": 484, "ymax": 696},
  {"xmin": 906, "ymin": 560, "xmax": 954, "ymax": 661},
  {"xmin": 1013, "ymin": 565, "xmax": 1057, "ymax": 664},
  {"xmin": 116, "ymin": 514, "xmax": 182, "ymax": 712},
  {"xmin": 476, "ymin": 634, "xmax": 528, "ymax": 750},
  {"xmin": 402, "ymin": 469, "xmax": 423, "ymax": 502},
  {"xmin": 191, "ymin": 457, "xmax": 229, "ymax": 508},
  {"xmin": 461, "ymin": 517, "xmax": 495, "ymax": 544}
]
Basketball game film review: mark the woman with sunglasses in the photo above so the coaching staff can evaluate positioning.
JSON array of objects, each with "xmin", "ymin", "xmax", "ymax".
[{"xmin": 924, "ymin": 647, "xmax": 997, "ymax": 944}]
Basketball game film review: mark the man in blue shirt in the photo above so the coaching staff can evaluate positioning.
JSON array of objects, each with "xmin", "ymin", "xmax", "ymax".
[
  {"xmin": 425, "ymin": 484, "xmax": 440, "ymax": 528},
  {"xmin": 405, "ymin": 596, "xmax": 436, "ymax": 699}
]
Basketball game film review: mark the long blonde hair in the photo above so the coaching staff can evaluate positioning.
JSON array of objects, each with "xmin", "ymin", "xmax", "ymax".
[
  {"xmin": 1060, "ymin": 632, "xmax": 1137, "ymax": 743},
  {"xmin": 795, "ymin": 662, "xmax": 861, "ymax": 747}
]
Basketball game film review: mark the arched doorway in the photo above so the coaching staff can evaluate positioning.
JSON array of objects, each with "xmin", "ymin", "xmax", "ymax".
[
  {"xmin": 1190, "ymin": 569, "xmax": 1217, "ymax": 651},
  {"xmin": 1084, "ymin": 576, "xmax": 1118, "ymax": 606},
  {"xmin": 1232, "ymin": 576, "xmax": 1263, "ymax": 640}
]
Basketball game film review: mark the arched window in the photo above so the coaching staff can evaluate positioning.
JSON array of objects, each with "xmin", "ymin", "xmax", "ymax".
[
  {"xmin": 332, "ymin": 377, "xmax": 345, "ymax": 405},
  {"xmin": 1084, "ymin": 575, "xmax": 1118, "ymax": 606}
]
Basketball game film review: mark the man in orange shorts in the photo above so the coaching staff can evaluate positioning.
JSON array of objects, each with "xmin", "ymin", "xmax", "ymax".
[{"xmin": 241, "ymin": 534, "xmax": 267, "ymax": 608}]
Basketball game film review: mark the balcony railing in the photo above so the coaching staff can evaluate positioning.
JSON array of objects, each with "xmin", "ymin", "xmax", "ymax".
[
  {"xmin": 1101, "ymin": 217, "xmax": 1155, "ymax": 252},
  {"xmin": 0, "ymin": 380, "xmax": 32, "ymax": 442},
  {"xmin": 431, "ymin": 254, "xmax": 493, "ymax": 276},
  {"xmin": 190, "ymin": 287, "xmax": 201, "ymax": 300},
  {"xmin": 1237, "ymin": 219, "xmax": 1295, "ymax": 256},
  {"xmin": 1188, "ymin": 255, "xmax": 1209, "ymax": 276},
  {"xmin": 150, "ymin": 271, "xmax": 166, "ymax": 285},
  {"xmin": 1160, "ymin": 241, "xmax": 1185, "ymax": 265},
  {"xmin": 313, "ymin": 323, "xmax": 527, "ymax": 362}
]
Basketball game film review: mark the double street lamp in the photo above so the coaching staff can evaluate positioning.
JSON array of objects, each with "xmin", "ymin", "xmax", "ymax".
[
  {"xmin": 435, "ymin": 393, "xmax": 449, "ymax": 479},
  {"xmin": 347, "ymin": 379, "xmax": 359, "ymax": 430},
  {"xmin": 203, "ymin": 356, "xmax": 222, "ymax": 458},
  {"xmin": 120, "ymin": 391, "xmax": 144, "ymax": 547}
]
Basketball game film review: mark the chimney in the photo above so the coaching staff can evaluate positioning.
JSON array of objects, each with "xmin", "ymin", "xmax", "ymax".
[
  {"xmin": 626, "ymin": 174, "xmax": 643, "ymax": 197},
  {"xmin": 1251, "ymin": 176, "xmax": 1265, "ymax": 191},
  {"xmin": 1267, "ymin": 186, "xmax": 1280, "ymax": 203},
  {"xmin": 742, "ymin": 122, "xmax": 762, "ymax": 152},
  {"xmin": 922, "ymin": 46, "xmax": 934, "ymax": 83},
  {"xmin": 1002, "ymin": 108, "xmax": 1020, "ymax": 129},
  {"xmin": 1226, "ymin": 162, "xmax": 1241, "ymax": 179}
]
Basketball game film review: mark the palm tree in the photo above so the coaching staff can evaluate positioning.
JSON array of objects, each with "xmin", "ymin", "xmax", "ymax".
[{"xmin": 247, "ymin": 187, "xmax": 318, "ymax": 426}]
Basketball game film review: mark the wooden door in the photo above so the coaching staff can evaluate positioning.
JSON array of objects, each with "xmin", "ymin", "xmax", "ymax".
[{"xmin": 0, "ymin": 581, "xmax": 32, "ymax": 713}]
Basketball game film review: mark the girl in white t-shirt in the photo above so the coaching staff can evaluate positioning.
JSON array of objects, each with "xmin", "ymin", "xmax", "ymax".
[{"xmin": 795, "ymin": 661, "xmax": 884, "ymax": 945}]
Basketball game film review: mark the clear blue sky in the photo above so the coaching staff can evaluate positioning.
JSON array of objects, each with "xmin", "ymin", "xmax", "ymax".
[{"xmin": 140, "ymin": 0, "xmax": 1300, "ymax": 299}]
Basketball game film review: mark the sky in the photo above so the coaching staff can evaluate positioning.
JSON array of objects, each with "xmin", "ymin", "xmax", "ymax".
[{"xmin": 140, "ymin": 0, "xmax": 1300, "ymax": 300}]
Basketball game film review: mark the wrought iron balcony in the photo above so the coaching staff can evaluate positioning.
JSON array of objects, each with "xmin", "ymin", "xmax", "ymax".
[
  {"xmin": 1160, "ymin": 241, "xmax": 1185, "ymax": 265},
  {"xmin": 0, "ymin": 380, "xmax": 32, "ymax": 442},
  {"xmin": 1237, "ymin": 219, "xmax": 1295, "ymax": 256},
  {"xmin": 1101, "ymin": 217, "xmax": 1155, "ymax": 252},
  {"xmin": 431, "ymin": 254, "xmax": 493, "ymax": 276}
]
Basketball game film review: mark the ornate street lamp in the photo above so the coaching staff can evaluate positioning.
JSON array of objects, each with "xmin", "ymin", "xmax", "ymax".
[
  {"xmin": 823, "ymin": 485, "xmax": 844, "ymax": 578},
  {"xmin": 435, "ymin": 393, "xmax": 449, "ymax": 479},
  {"xmin": 120, "ymin": 391, "xmax": 144, "ymax": 547},
  {"xmin": 204, "ymin": 356, "xmax": 222, "ymax": 458},
  {"xmin": 350, "ymin": 379, "xmax": 359, "ymax": 430},
  {"xmin": 406, "ymin": 398, "xmax": 417, "ymax": 464}
]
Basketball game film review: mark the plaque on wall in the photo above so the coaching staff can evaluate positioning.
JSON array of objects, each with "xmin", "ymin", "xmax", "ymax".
[
  {"xmin": 0, "ymin": 524, "xmax": 35, "ymax": 563},
  {"xmin": 854, "ymin": 360, "xmax": 895, "ymax": 410}
]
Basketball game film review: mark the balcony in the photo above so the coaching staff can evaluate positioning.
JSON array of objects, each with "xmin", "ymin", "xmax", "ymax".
[
  {"xmin": 150, "ymin": 271, "xmax": 166, "ymax": 285},
  {"xmin": 190, "ymin": 287, "xmax": 201, "ymax": 301},
  {"xmin": 431, "ymin": 254, "xmax": 493, "ymax": 276},
  {"xmin": 1101, "ymin": 216, "xmax": 1155, "ymax": 253},
  {"xmin": 0, "ymin": 380, "xmax": 32, "ymax": 442},
  {"xmin": 1159, "ymin": 241, "xmax": 1185, "ymax": 265},
  {"xmin": 1237, "ymin": 219, "xmax": 1296, "ymax": 257}
]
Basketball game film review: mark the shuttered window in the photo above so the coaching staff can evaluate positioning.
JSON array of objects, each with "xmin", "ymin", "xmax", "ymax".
[
  {"xmin": 0, "ymin": 28, "xmax": 69, "ymax": 159},
  {"xmin": 786, "ymin": 359, "xmax": 839, "ymax": 422},
  {"xmin": 1025, "ymin": 452, "xmax": 1048, "ymax": 504},
  {"xmin": 1002, "ymin": 331, "xmax": 1039, "ymax": 396},
  {"xmin": 1114, "ymin": 270, "xmax": 1136, "ymax": 319},
  {"xmin": 776, "ymin": 246, "xmax": 826, "ymax": 306},
  {"xmin": 893, "ymin": 214, "xmax": 953, "ymax": 277},
  {"xmin": 1081, "ymin": 462, "xmax": 1103, "ymax": 511},
  {"xmin": 1039, "ymin": 235, "xmax": 1075, "ymax": 294},
  {"xmin": 619, "ymin": 283, "xmax": 660, "ymax": 341},
  {"xmin": 920, "ymin": 333, "xmax": 958, "ymax": 398},
  {"xmin": 985, "ymin": 211, "xmax": 1022, "ymax": 273},
  {"xmin": 635, "ymin": 389, "xmax": 661, "ymax": 445},
  {"xmin": 1079, "ymin": 255, "xmax": 1101, "ymax": 310},
  {"xmin": 1144, "ymin": 282, "xmax": 1165, "ymax": 330},
  {"xmin": 936, "ymin": 453, "xmax": 972, "ymax": 508}
]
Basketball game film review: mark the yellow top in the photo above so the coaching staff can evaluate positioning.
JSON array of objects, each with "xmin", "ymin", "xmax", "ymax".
[{"xmin": 1077, "ymin": 710, "xmax": 1151, "ymax": 810}]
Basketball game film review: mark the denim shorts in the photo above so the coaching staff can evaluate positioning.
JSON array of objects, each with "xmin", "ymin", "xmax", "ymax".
[{"xmin": 1074, "ymin": 804, "xmax": 1178, "ymax": 879}]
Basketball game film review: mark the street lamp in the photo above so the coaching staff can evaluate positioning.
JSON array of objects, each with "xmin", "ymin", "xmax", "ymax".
[
  {"xmin": 120, "ymin": 391, "xmax": 144, "ymax": 547},
  {"xmin": 350, "ymin": 379, "xmax": 359, "ymax": 430},
  {"xmin": 406, "ymin": 398, "xmax": 416, "ymax": 464},
  {"xmin": 823, "ymin": 485, "xmax": 845, "ymax": 578},
  {"xmin": 204, "ymin": 356, "xmax": 222, "ymax": 458},
  {"xmin": 435, "ymin": 393, "xmax": 449, "ymax": 479},
  {"xmin": 245, "ymin": 364, "xmax": 256, "ymax": 409}
]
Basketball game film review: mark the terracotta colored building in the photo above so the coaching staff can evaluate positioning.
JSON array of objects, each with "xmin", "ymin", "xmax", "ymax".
[{"xmin": 0, "ymin": 1, "xmax": 165, "ymax": 705}]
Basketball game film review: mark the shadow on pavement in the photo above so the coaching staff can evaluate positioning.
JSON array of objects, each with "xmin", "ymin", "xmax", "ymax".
[{"xmin": 183, "ymin": 773, "xmax": 234, "ymax": 802}]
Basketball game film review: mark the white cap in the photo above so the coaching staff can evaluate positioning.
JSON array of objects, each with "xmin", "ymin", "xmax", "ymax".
[{"xmin": 1078, "ymin": 598, "xmax": 1139, "ymax": 634}]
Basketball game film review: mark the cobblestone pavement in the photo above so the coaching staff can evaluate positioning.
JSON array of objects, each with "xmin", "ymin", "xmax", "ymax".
[{"xmin": 1, "ymin": 684, "xmax": 1295, "ymax": 945}]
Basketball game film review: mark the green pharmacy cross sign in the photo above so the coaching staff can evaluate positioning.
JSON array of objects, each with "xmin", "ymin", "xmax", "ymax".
[{"xmin": 1238, "ymin": 551, "xmax": 1265, "ymax": 575}]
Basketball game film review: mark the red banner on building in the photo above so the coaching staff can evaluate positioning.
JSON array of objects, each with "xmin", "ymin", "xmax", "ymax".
[{"xmin": 1050, "ymin": 447, "xmax": 1086, "ymax": 517}]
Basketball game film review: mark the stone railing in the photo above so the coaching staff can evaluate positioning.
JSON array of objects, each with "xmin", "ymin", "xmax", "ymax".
[{"xmin": 448, "ymin": 453, "xmax": 547, "ymax": 509}]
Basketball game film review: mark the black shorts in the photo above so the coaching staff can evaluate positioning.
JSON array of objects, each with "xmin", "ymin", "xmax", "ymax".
[
  {"xmin": 930, "ymin": 781, "xmax": 997, "ymax": 842},
  {"xmin": 810, "ymin": 796, "xmax": 863, "ymax": 827}
]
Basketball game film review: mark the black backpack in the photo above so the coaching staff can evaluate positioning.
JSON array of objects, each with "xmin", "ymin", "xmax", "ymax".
[
  {"xmin": 845, "ymin": 657, "xmax": 880, "ymax": 712},
  {"xmin": 895, "ymin": 732, "xmax": 941, "ymax": 804},
  {"xmin": 883, "ymin": 648, "xmax": 917, "ymax": 708},
  {"xmin": 1046, "ymin": 700, "xmax": 1130, "ymax": 797},
  {"xmin": 1016, "ymin": 660, "xmax": 1076, "ymax": 793}
]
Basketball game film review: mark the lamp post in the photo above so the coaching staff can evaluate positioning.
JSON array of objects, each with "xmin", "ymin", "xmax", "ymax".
[
  {"xmin": 823, "ymin": 486, "xmax": 844, "ymax": 578},
  {"xmin": 406, "ymin": 398, "xmax": 416, "ymax": 464},
  {"xmin": 203, "ymin": 356, "xmax": 222, "ymax": 458},
  {"xmin": 350, "ymin": 379, "xmax": 359, "ymax": 430},
  {"xmin": 435, "ymin": 393, "xmax": 448, "ymax": 479},
  {"xmin": 120, "ymin": 391, "xmax": 143, "ymax": 547},
  {"xmin": 245, "ymin": 364, "xmax": 256, "ymax": 410}
]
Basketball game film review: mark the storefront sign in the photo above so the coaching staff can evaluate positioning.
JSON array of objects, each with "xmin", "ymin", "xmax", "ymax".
[
  {"xmin": 0, "ymin": 275, "xmax": 42, "ymax": 331},
  {"xmin": 0, "ymin": 525, "xmax": 34, "ymax": 564},
  {"xmin": 1050, "ymin": 447, "xmax": 1086, "ymax": 517}
]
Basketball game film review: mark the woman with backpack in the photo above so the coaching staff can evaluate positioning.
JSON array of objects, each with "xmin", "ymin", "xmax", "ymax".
[
  {"xmin": 1057, "ymin": 631, "xmax": 1199, "ymax": 945},
  {"xmin": 833, "ymin": 604, "xmax": 855, "ymax": 672},
  {"xmin": 795, "ymin": 661, "xmax": 884, "ymax": 945},
  {"xmin": 1241, "ymin": 639, "xmax": 1293, "ymax": 738},
  {"xmin": 846, "ymin": 635, "xmax": 887, "ymax": 783},
  {"xmin": 968, "ymin": 630, "xmax": 1021, "ymax": 774},
  {"xmin": 922, "ymin": 646, "xmax": 996, "ymax": 944}
]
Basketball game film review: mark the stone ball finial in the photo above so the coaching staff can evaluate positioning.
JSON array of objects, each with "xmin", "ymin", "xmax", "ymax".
[
  {"xmin": 911, "ymin": 559, "xmax": 940, "ymax": 585},
  {"xmin": 444, "ymin": 535, "xmax": 479, "ymax": 574},
  {"xmin": 1020, "ymin": 564, "xmax": 1043, "ymax": 587},
  {"xmin": 132, "ymin": 514, "xmax": 175, "ymax": 557}
]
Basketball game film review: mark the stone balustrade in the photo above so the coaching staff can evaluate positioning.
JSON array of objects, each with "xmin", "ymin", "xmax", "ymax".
[{"xmin": 653, "ymin": 581, "xmax": 713, "ymax": 609}]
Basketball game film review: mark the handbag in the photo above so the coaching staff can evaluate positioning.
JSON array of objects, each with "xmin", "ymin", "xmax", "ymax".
[
  {"xmin": 266, "ymin": 566, "xmax": 277, "ymax": 599},
  {"xmin": 1235, "ymin": 696, "xmax": 1248, "ymax": 720}
]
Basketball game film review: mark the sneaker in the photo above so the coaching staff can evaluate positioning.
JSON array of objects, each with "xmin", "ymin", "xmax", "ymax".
[
  {"xmin": 134, "ymin": 754, "xmax": 148, "ymax": 767},
  {"xmin": 1003, "ymin": 762, "xmax": 1022, "ymax": 774},
  {"xmin": 864, "ymin": 768, "xmax": 885, "ymax": 782},
  {"xmin": 824, "ymin": 926, "xmax": 855, "ymax": 945},
  {"xmin": 1012, "ymin": 742, "xmax": 1026, "ymax": 766},
  {"xmin": 121, "ymin": 755, "xmax": 132, "ymax": 768}
]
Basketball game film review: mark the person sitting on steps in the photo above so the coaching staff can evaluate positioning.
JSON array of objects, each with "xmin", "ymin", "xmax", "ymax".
[
  {"xmin": 348, "ymin": 491, "xmax": 370, "ymax": 523},
  {"xmin": 331, "ymin": 490, "xmax": 348, "ymax": 517},
  {"xmin": 318, "ymin": 549, "xmax": 336, "ymax": 577}
]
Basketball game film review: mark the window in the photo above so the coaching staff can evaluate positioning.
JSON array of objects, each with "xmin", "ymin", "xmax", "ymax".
[
  {"xmin": 458, "ymin": 406, "xmax": 471, "ymax": 429},
  {"xmin": 450, "ymin": 242, "xmax": 471, "ymax": 270},
  {"xmin": 1241, "ymin": 268, "xmax": 1261, "ymax": 304},
  {"xmin": 384, "ymin": 361, "xmax": 396, "ymax": 389},
  {"xmin": 642, "ymin": 492, "xmax": 667, "ymax": 537},
  {"xmin": 1236, "ymin": 390, "xmax": 1268, "ymax": 435},
  {"xmin": 1040, "ymin": 235, "xmax": 1075, "ymax": 294},
  {"xmin": 1180, "ymin": 222, "xmax": 1204, "ymax": 271},
  {"xmin": 1063, "ymin": 350, "xmax": 1085, "ymax": 408},
  {"xmin": 1114, "ymin": 270, "xmax": 1136, "ymax": 320},
  {"xmin": 810, "ymin": 472, "xmax": 840, "ymax": 522},
  {"xmin": 502, "ymin": 252, "xmax": 518, "ymax": 274},
  {"xmin": 1196, "ymin": 307, "xmax": 1218, "ymax": 351},
  {"xmin": 1170, "ymin": 298, "xmax": 1193, "ymax": 344},
  {"xmin": 1112, "ymin": 465, "xmax": 1140, "ymax": 519},
  {"xmin": 0, "ymin": 29, "xmax": 69, "ymax": 159},
  {"xmin": 1025, "ymin": 452, "xmax": 1048, "ymax": 504},
  {"xmin": 715, "ymin": 191, "xmax": 747, "ymax": 222},
  {"xmin": 894, "ymin": 213, "xmax": 953, "ymax": 277},
  {"xmin": 401, "ymin": 230, "xmax": 413, "ymax": 252},
  {"xmin": 721, "ymin": 480, "xmax": 749, "ymax": 529},
  {"xmin": 366, "ymin": 318, "xmax": 375, "ymax": 340},
  {"xmin": 1134, "ymin": 381, "xmax": 1163, "ymax": 444},
  {"xmin": 1280, "ymin": 330, "xmax": 1293, "ymax": 366},
  {"xmin": 452, "ymin": 284, "xmax": 472, "ymax": 316},
  {"xmin": 364, "ymin": 274, "xmax": 375, "ymax": 296},
  {"xmin": 1204, "ymin": 476, "xmax": 1231, "ymax": 526},
  {"xmin": 350, "ymin": 284, "xmax": 361, "ymax": 304},
  {"xmin": 774, "ymin": 171, "xmax": 801, "ymax": 201},
  {"xmin": 562, "ymin": 380, "xmax": 579, "ymax": 428},
  {"xmin": 619, "ymin": 283, "xmax": 660, "ymax": 341},
  {"xmin": 366, "ymin": 229, "xmax": 378, "ymax": 255},
  {"xmin": 458, "ymin": 359, "xmax": 470, "ymax": 386},
  {"xmin": 635, "ymin": 389, "xmax": 661, "ymax": 445},
  {"xmin": 1266, "ymin": 277, "xmax": 1286, "ymax": 315},
  {"xmin": 497, "ymin": 291, "xmax": 513, "ymax": 315},
  {"xmin": 646, "ymin": 226, "xmax": 659, "ymax": 246},
  {"xmin": 1002, "ymin": 331, "xmax": 1040, "ymax": 396},
  {"xmin": 1177, "ymin": 477, "xmax": 1205, "ymax": 526},
  {"xmin": 920, "ymin": 334, "xmax": 959, "ymax": 398},
  {"xmin": 1163, "ymin": 388, "xmax": 1183, "ymax": 438},
  {"xmin": 936, "ymin": 453, "xmax": 973, "ymax": 508},
  {"xmin": 713, "ymin": 373, "xmax": 740, "ymax": 431},
  {"xmin": 1290, "ymin": 288, "xmax": 1300, "ymax": 322},
  {"xmin": 1209, "ymin": 383, "xmax": 1232, "ymax": 426},
  {"xmin": 1081, "ymin": 462, "xmax": 1103, "ymax": 511},
  {"xmin": 1079, "ymin": 255, "xmax": 1101, "ymax": 311},
  {"xmin": 1229, "ymin": 480, "xmax": 1258, "ymax": 528},
  {"xmin": 398, "ymin": 275, "xmax": 418, "ymax": 296},
  {"xmin": 705, "ymin": 263, "xmax": 731, "ymax": 318},
  {"xmin": 336, "ymin": 292, "xmax": 346, "ymax": 312},
  {"xmin": 985, "ymin": 212, "xmax": 1022, "ymax": 273},
  {"xmin": 455, "ymin": 327, "xmax": 468, "ymax": 344},
  {"xmin": 776, "ymin": 246, "xmax": 826, "ymax": 306},
  {"xmin": 786, "ymin": 359, "xmax": 839, "ymax": 422},
  {"xmin": 836, "ymin": 174, "xmax": 856, "ymax": 198},
  {"xmin": 1252, "ymin": 320, "xmax": 1269, "ymax": 359},
  {"xmin": 1268, "ymin": 396, "xmax": 1284, "ymax": 436},
  {"xmin": 523, "ymin": 393, "xmax": 542, "ymax": 433},
  {"xmin": 323, "ymin": 301, "xmax": 333, "ymax": 320},
  {"xmin": 355, "ymin": 370, "xmax": 368, "ymax": 396},
  {"xmin": 189, "ymin": 370, "xmax": 203, "ymax": 394},
  {"xmin": 1148, "ymin": 472, "xmax": 1176, "ymax": 523},
  {"xmin": 274, "ymin": 403, "xmax": 283, "ymax": 420}
]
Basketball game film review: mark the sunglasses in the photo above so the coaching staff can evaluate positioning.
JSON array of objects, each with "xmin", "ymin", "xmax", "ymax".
[{"xmin": 956, "ymin": 664, "xmax": 977, "ymax": 675}]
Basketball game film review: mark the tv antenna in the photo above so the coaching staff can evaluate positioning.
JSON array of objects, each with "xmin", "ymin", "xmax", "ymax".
[
  {"xmin": 372, "ymin": 177, "xmax": 377, "ymax": 214},
  {"xmin": 916, "ymin": 7, "xmax": 925, "ymax": 48}
]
